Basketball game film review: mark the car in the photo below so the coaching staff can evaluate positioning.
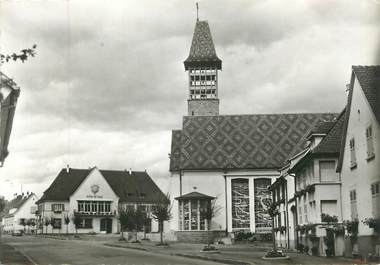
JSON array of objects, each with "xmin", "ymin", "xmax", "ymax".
[{"xmin": 11, "ymin": 230, "xmax": 23, "ymax": 236}]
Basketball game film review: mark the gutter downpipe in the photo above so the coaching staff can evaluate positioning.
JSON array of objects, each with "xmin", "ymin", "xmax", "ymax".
[
  {"xmin": 285, "ymin": 177, "xmax": 290, "ymax": 248},
  {"xmin": 224, "ymin": 171, "xmax": 228, "ymax": 236}
]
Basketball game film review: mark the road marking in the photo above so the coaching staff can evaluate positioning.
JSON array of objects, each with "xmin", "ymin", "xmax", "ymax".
[{"xmin": 9, "ymin": 244, "xmax": 39, "ymax": 265}]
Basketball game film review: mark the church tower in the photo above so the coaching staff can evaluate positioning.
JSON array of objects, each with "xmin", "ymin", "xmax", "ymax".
[{"xmin": 184, "ymin": 19, "xmax": 222, "ymax": 116}]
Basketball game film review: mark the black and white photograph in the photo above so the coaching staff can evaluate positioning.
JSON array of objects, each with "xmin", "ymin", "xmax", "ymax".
[{"xmin": 0, "ymin": 0, "xmax": 379, "ymax": 264}]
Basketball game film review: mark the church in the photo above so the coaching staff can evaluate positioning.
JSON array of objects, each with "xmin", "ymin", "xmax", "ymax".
[{"xmin": 168, "ymin": 18, "xmax": 336, "ymax": 243}]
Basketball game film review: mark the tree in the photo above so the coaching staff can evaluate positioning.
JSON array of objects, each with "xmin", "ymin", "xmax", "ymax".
[
  {"xmin": 151, "ymin": 194, "xmax": 172, "ymax": 245},
  {"xmin": 0, "ymin": 45, "xmax": 37, "ymax": 64},
  {"xmin": 141, "ymin": 210, "xmax": 151, "ymax": 240},
  {"xmin": 0, "ymin": 197, "xmax": 5, "ymax": 214},
  {"xmin": 199, "ymin": 199, "xmax": 221, "ymax": 248},
  {"xmin": 44, "ymin": 217, "xmax": 51, "ymax": 235},
  {"xmin": 71, "ymin": 215, "xmax": 81, "ymax": 234},
  {"xmin": 118, "ymin": 207, "xmax": 128, "ymax": 241},
  {"xmin": 64, "ymin": 215, "xmax": 70, "ymax": 234}
]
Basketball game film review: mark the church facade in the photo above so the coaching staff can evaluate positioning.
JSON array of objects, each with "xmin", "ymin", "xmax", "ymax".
[{"xmin": 168, "ymin": 19, "xmax": 336, "ymax": 243}]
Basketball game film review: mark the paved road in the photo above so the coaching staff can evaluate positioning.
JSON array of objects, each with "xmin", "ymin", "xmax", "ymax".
[{"xmin": 1, "ymin": 235, "xmax": 221, "ymax": 265}]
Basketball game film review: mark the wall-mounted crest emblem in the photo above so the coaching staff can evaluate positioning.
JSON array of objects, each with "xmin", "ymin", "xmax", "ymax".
[{"xmin": 91, "ymin": 184, "xmax": 99, "ymax": 194}]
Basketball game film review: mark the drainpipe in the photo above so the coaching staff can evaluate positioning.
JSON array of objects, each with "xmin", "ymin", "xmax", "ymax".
[
  {"xmin": 224, "ymin": 173, "xmax": 228, "ymax": 236},
  {"xmin": 285, "ymin": 178, "xmax": 290, "ymax": 248},
  {"xmin": 179, "ymin": 170, "xmax": 183, "ymax": 196}
]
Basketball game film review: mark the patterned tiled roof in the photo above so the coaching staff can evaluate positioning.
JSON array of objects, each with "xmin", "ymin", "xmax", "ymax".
[
  {"xmin": 352, "ymin": 65, "xmax": 380, "ymax": 123},
  {"xmin": 184, "ymin": 21, "xmax": 222, "ymax": 70},
  {"xmin": 170, "ymin": 113, "xmax": 337, "ymax": 171}
]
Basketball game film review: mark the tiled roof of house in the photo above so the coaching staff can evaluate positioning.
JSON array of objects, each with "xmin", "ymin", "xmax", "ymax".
[
  {"xmin": 170, "ymin": 113, "xmax": 337, "ymax": 171},
  {"xmin": 184, "ymin": 20, "xmax": 222, "ymax": 70},
  {"xmin": 311, "ymin": 108, "xmax": 346, "ymax": 155},
  {"xmin": 3, "ymin": 193, "xmax": 36, "ymax": 218},
  {"xmin": 37, "ymin": 168, "xmax": 166, "ymax": 204},
  {"xmin": 308, "ymin": 121, "xmax": 336, "ymax": 137},
  {"xmin": 289, "ymin": 109, "xmax": 345, "ymax": 173},
  {"xmin": 352, "ymin": 65, "xmax": 380, "ymax": 123}
]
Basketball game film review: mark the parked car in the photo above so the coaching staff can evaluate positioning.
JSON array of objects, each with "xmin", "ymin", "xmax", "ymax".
[{"xmin": 12, "ymin": 230, "xmax": 24, "ymax": 236}]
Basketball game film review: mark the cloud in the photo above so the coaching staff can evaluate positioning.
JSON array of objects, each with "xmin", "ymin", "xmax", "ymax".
[{"xmin": 0, "ymin": 0, "xmax": 379, "ymax": 199}]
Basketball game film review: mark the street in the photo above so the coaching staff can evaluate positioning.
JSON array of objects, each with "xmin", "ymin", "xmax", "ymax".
[{"xmin": 1, "ymin": 235, "xmax": 221, "ymax": 265}]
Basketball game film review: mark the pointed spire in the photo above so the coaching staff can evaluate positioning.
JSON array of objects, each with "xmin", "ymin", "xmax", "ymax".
[{"xmin": 184, "ymin": 20, "xmax": 222, "ymax": 70}]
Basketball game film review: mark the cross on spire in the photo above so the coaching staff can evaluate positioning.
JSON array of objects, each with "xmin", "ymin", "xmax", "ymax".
[{"xmin": 196, "ymin": 2, "xmax": 199, "ymax": 21}]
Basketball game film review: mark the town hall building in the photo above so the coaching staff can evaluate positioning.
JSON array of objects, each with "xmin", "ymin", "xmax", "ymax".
[
  {"xmin": 168, "ymin": 18, "xmax": 337, "ymax": 243},
  {"xmin": 36, "ymin": 166, "xmax": 166, "ymax": 234}
]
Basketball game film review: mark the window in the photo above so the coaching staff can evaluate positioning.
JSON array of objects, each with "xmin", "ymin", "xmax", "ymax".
[
  {"xmin": 349, "ymin": 138, "xmax": 357, "ymax": 168},
  {"xmin": 77, "ymin": 218, "xmax": 93, "ymax": 229},
  {"xmin": 304, "ymin": 204, "xmax": 308, "ymax": 223},
  {"xmin": 319, "ymin": 161, "xmax": 338, "ymax": 182},
  {"xmin": 298, "ymin": 207, "xmax": 303, "ymax": 224},
  {"xmin": 51, "ymin": 204, "xmax": 64, "ymax": 213},
  {"xmin": 254, "ymin": 178, "xmax": 272, "ymax": 232},
  {"xmin": 178, "ymin": 199, "xmax": 208, "ymax": 231},
  {"xmin": 321, "ymin": 200, "xmax": 338, "ymax": 221},
  {"xmin": 366, "ymin": 125, "xmax": 375, "ymax": 159},
  {"xmin": 371, "ymin": 182, "xmax": 380, "ymax": 218},
  {"xmin": 350, "ymin": 189, "xmax": 358, "ymax": 220},
  {"xmin": 232, "ymin": 179, "xmax": 250, "ymax": 229},
  {"xmin": 52, "ymin": 218, "xmax": 62, "ymax": 229},
  {"xmin": 77, "ymin": 201, "xmax": 112, "ymax": 214}
]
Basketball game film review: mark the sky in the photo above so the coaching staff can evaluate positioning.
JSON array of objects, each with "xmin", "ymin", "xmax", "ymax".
[{"xmin": 0, "ymin": 0, "xmax": 379, "ymax": 200}]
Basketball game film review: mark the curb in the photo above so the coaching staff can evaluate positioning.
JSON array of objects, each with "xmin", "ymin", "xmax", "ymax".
[
  {"xmin": 103, "ymin": 243, "xmax": 148, "ymax": 252},
  {"xmin": 174, "ymin": 253, "xmax": 252, "ymax": 265}
]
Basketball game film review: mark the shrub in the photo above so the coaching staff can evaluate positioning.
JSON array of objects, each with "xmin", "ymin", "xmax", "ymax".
[
  {"xmin": 362, "ymin": 218, "xmax": 380, "ymax": 233},
  {"xmin": 321, "ymin": 213, "xmax": 338, "ymax": 223}
]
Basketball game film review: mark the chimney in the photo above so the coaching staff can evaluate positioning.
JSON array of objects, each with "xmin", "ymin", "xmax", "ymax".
[
  {"xmin": 66, "ymin": 164, "xmax": 70, "ymax": 173},
  {"xmin": 129, "ymin": 168, "xmax": 132, "ymax": 175}
]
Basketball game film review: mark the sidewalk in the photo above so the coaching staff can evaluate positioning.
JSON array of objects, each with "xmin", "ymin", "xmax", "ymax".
[
  {"xmin": 104, "ymin": 241, "xmax": 357, "ymax": 265},
  {"xmin": 0, "ymin": 243, "xmax": 33, "ymax": 265}
]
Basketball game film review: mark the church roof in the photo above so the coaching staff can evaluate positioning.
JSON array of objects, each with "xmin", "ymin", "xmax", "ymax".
[
  {"xmin": 37, "ymin": 168, "xmax": 166, "ymax": 204},
  {"xmin": 170, "ymin": 113, "xmax": 337, "ymax": 171},
  {"xmin": 184, "ymin": 20, "xmax": 222, "ymax": 70}
]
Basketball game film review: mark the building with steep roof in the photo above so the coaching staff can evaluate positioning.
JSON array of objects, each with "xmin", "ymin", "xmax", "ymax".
[
  {"xmin": 284, "ymin": 109, "xmax": 346, "ymax": 256},
  {"xmin": 168, "ymin": 18, "xmax": 337, "ymax": 243},
  {"xmin": 0, "ymin": 72, "xmax": 20, "ymax": 166},
  {"xmin": 36, "ymin": 167, "xmax": 166, "ymax": 235},
  {"xmin": 2, "ymin": 193, "xmax": 38, "ymax": 234},
  {"xmin": 337, "ymin": 65, "xmax": 380, "ymax": 258}
]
